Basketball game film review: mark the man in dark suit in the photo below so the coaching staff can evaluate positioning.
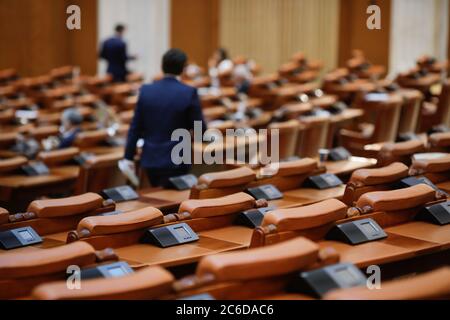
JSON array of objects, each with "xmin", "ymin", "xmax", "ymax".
[
  {"xmin": 58, "ymin": 108, "xmax": 82, "ymax": 149},
  {"xmin": 123, "ymin": 49, "xmax": 207, "ymax": 187},
  {"xmin": 99, "ymin": 24, "xmax": 136, "ymax": 82}
]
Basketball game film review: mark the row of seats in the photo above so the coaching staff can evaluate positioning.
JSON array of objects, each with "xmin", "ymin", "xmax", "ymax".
[
  {"xmin": 1, "ymin": 51, "xmax": 450, "ymax": 300},
  {"xmin": 1, "ymin": 153, "xmax": 450, "ymax": 299}
]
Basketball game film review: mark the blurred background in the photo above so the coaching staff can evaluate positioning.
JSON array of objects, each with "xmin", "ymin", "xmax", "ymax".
[{"xmin": 0, "ymin": 0, "xmax": 448, "ymax": 81}]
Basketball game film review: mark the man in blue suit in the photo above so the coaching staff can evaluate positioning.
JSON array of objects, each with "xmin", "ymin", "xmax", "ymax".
[
  {"xmin": 123, "ymin": 49, "xmax": 207, "ymax": 187},
  {"xmin": 100, "ymin": 24, "xmax": 136, "ymax": 82},
  {"xmin": 58, "ymin": 108, "xmax": 82, "ymax": 149}
]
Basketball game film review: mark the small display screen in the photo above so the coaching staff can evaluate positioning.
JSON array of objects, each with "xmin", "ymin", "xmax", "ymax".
[
  {"xmin": 18, "ymin": 230, "xmax": 34, "ymax": 241},
  {"xmin": 107, "ymin": 266, "xmax": 126, "ymax": 278},
  {"xmin": 323, "ymin": 174, "xmax": 340, "ymax": 185},
  {"xmin": 118, "ymin": 186, "xmax": 136, "ymax": 199},
  {"xmin": 360, "ymin": 221, "xmax": 378, "ymax": 235},
  {"xmin": 262, "ymin": 186, "xmax": 277, "ymax": 197},
  {"xmin": 335, "ymin": 267, "xmax": 358, "ymax": 286},
  {"xmin": 174, "ymin": 226, "xmax": 191, "ymax": 239}
]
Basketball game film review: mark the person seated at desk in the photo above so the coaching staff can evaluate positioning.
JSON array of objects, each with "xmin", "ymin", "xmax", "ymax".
[
  {"xmin": 58, "ymin": 108, "xmax": 82, "ymax": 149},
  {"xmin": 99, "ymin": 24, "xmax": 137, "ymax": 83},
  {"xmin": 208, "ymin": 48, "xmax": 234, "ymax": 77},
  {"xmin": 122, "ymin": 49, "xmax": 207, "ymax": 187},
  {"xmin": 208, "ymin": 48, "xmax": 253, "ymax": 94}
]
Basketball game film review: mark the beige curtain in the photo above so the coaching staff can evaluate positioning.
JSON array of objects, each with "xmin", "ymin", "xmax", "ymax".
[{"xmin": 220, "ymin": 0, "xmax": 340, "ymax": 73}]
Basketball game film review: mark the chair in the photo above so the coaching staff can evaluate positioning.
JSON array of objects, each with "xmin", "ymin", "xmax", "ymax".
[
  {"xmin": 419, "ymin": 79, "xmax": 450, "ymax": 132},
  {"xmin": 74, "ymin": 151, "xmax": 125, "ymax": 194},
  {"xmin": 0, "ymin": 242, "xmax": 117, "ymax": 299},
  {"xmin": 251, "ymin": 185, "xmax": 446, "ymax": 272},
  {"xmin": 375, "ymin": 139, "xmax": 426, "ymax": 166},
  {"xmin": 296, "ymin": 116, "xmax": 330, "ymax": 158},
  {"xmin": 267, "ymin": 120, "xmax": 300, "ymax": 160},
  {"xmin": 342, "ymin": 162, "xmax": 409, "ymax": 206},
  {"xmin": 397, "ymin": 89, "xmax": 423, "ymax": 136},
  {"xmin": 340, "ymin": 94, "xmax": 403, "ymax": 156}
]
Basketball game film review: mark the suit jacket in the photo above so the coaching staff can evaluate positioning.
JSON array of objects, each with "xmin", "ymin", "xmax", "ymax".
[
  {"xmin": 100, "ymin": 37, "xmax": 129, "ymax": 82},
  {"xmin": 124, "ymin": 77, "xmax": 206, "ymax": 170},
  {"xmin": 58, "ymin": 128, "xmax": 81, "ymax": 149}
]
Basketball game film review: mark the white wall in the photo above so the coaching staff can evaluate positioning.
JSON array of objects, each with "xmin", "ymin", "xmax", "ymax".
[
  {"xmin": 389, "ymin": 0, "xmax": 449, "ymax": 76},
  {"xmin": 98, "ymin": 0, "xmax": 170, "ymax": 82}
]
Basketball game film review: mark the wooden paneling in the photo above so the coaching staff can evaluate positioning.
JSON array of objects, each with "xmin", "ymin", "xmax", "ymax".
[
  {"xmin": 170, "ymin": 0, "xmax": 219, "ymax": 68},
  {"xmin": 0, "ymin": 0, "xmax": 97, "ymax": 77},
  {"xmin": 338, "ymin": 0, "xmax": 392, "ymax": 69},
  {"xmin": 68, "ymin": 0, "xmax": 98, "ymax": 75}
]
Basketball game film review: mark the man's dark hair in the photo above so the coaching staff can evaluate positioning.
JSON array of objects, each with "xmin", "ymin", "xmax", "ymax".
[
  {"xmin": 115, "ymin": 24, "xmax": 125, "ymax": 33},
  {"xmin": 162, "ymin": 49, "xmax": 188, "ymax": 75},
  {"xmin": 217, "ymin": 48, "xmax": 229, "ymax": 62}
]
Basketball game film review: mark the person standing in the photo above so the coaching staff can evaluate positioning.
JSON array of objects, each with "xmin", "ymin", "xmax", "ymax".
[
  {"xmin": 100, "ymin": 24, "xmax": 136, "ymax": 82},
  {"xmin": 122, "ymin": 49, "xmax": 207, "ymax": 187}
]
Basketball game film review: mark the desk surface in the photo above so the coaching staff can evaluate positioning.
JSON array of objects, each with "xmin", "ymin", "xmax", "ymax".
[
  {"xmin": 386, "ymin": 222, "xmax": 450, "ymax": 249},
  {"xmin": 115, "ymin": 234, "xmax": 246, "ymax": 268},
  {"xmin": 325, "ymin": 156, "xmax": 377, "ymax": 176},
  {"xmin": 318, "ymin": 231, "xmax": 442, "ymax": 267},
  {"xmin": 0, "ymin": 165, "xmax": 79, "ymax": 188}
]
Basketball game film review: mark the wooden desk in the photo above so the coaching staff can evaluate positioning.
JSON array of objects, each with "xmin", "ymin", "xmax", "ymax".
[
  {"xmin": 398, "ymin": 74, "xmax": 441, "ymax": 93},
  {"xmin": 327, "ymin": 109, "xmax": 364, "ymax": 148},
  {"xmin": 318, "ymin": 232, "xmax": 442, "ymax": 268},
  {"xmin": 324, "ymin": 156, "xmax": 377, "ymax": 177},
  {"xmin": 0, "ymin": 165, "xmax": 79, "ymax": 211},
  {"xmin": 386, "ymin": 222, "xmax": 450, "ymax": 250},
  {"xmin": 283, "ymin": 185, "xmax": 346, "ymax": 206},
  {"xmin": 114, "ymin": 235, "xmax": 246, "ymax": 268}
]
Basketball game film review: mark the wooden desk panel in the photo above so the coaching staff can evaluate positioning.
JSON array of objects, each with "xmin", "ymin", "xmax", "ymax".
[
  {"xmin": 386, "ymin": 222, "xmax": 450, "ymax": 249},
  {"xmin": 114, "ymin": 236, "xmax": 245, "ymax": 268},
  {"xmin": 283, "ymin": 185, "xmax": 346, "ymax": 204},
  {"xmin": 269, "ymin": 196, "xmax": 317, "ymax": 209},
  {"xmin": 0, "ymin": 237, "xmax": 65, "ymax": 257},
  {"xmin": 200, "ymin": 226, "xmax": 254, "ymax": 245},
  {"xmin": 115, "ymin": 200, "xmax": 155, "ymax": 212},
  {"xmin": 318, "ymin": 232, "xmax": 441, "ymax": 267},
  {"xmin": 140, "ymin": 189, "xmax": 190, "ymax": 203},
  {"xmin": 325, "ymin": 157, "xmax": 377, "ymax": 177},
  {"xmin": 0, "ymin": 166, "xmax": 79, "ymax": 189},
  {"xmin": 436, "ymin": 181, "xmax": 450, "ymax": 193}
]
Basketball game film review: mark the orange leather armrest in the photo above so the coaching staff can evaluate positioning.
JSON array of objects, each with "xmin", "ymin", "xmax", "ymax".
[
  {"xmin": 429, "ymin": 132, "xmax": 450, "ymax": 148},
  {"xmin": 37, "ymin": 147, "xmax": 80, "ymax": 166},
  {"xmin": 410, "ymin": 154, "xmax": 450, "ymax": 175},
  {"xmin": 349, "ymin": 162, "xmax": 409, "ymax": 187},
  {"xmin": 260, "ymin": 158, "xmax": 318, "ymax": 177},
  {"xmin": 77, "ymin": 207, "xmax": 164, "ymax": 236},
  {"xmin": 28, "ymin": 193, "xmax": 104, "ymax": 218},
  {"xmin": 261, "ymin": 199, "xmax": 347, "ymax": 232},
  {"xmin": 0, "ymin": 242, "xmax": 96, "ymax": 280},
  {"xmin": 325, "ymin": 267, "xmax": 450, "ymax": 300},
  {"xmin": 380, "ymin": 140, "xmax": 425, "ymax": 157},
  {"xmin": 179, "ymin": 192, "xmax": 258, "ymax": 219},
  {"xmin": 0, "ymin": 156, "xmax": 28, "ymax": 174},
  {"xmin": 32, "ymin": 266, "xmax": 174, "ymax": 300},
  {"xmin": 355, "ymin": 184, "xmax": 436, "ymax": 212},
  {"xmin": 196, "ymin": 237, "xmax": 319, "ymax": 282},
  {"xmin": 339, "ymin": 128, "xmax": 369, "ymax": 143},
  {"xmin": 197, "ymin": 167, "xmax": 256, "ymax": 188}
]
